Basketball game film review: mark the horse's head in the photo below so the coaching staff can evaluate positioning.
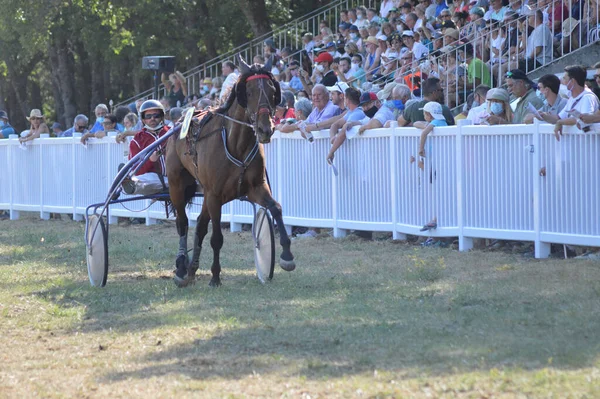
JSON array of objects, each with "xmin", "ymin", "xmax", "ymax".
[{"xmin": 236, "ymin": 54, "xmax": 281, "ymax": 144}]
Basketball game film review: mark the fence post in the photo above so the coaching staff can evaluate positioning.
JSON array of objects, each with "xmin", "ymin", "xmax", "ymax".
[
  {"xmin": 390, "ymin": 129, "xmax": 405, "ymax": 240},
  {"xmin": 533, "ymin": 120, "xmax": 550, "ymax": 258},
  {"xmin": 40, "ymin": 137, "xmax": 50, "ymax": 220},
  {"xmin": 8, "ymin": 135, "xmax": 19, "ymax": 220},
  {"xmin": 457, "ymin": 120, "xmax": 473, "ymax": 251}
]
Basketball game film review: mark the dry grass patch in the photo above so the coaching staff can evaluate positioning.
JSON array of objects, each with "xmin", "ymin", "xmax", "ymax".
[{"xmin": 1, "ymin": 214, "xmax": 600, "ymax": 398}]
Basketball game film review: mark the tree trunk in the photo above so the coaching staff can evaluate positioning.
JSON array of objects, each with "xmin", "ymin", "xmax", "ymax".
[
  {"xmin": 238, "ymin": 0, "xmax": 272, "ymax": 37},
  {"xmin": 198, "ymin": 0, "xmax": 219, "ymax": 59},
  {"xmin": 48, "ymin": 33, "xmax": 77, "ymax": 129},
  {"xmin": 89, "ymin": 56, "xmax": 105, "ymax": 116}
]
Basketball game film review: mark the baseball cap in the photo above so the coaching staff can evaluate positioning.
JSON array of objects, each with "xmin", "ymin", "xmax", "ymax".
[
  {"xmin": 327, "ymin": 82, "xmax": 350, "ymax": 94},
  {"xmin": 0, "ymin": 110, "xmax": 8, "ymax": 120},
  {"xmin": 421, "ymin": 101, "xmax": 445, "ymax": 120},
  {"xmin": 349, "ymin": 24, "xmax": 359, "ymax": 32},
  {"xmin": 506, "ymin": 69, "xmax": 532, "ymax": 83},
  {"xmin": 359, "ymin": 92, "xmax": 378, "ymax": 105},
  {"xmin": 314, "ymin": 52, "xmax": 334, "ymax": 63},
  {"xmin": 401, "ymin": 30, "xmax": 414, "ymax": 37},
  {"xmin": 339, "ymin": 22, "xmax": 352, "ymax": 30},
  {"xmin": 51, "ymin": 122, "xmax": 62, "ymax": 130}
]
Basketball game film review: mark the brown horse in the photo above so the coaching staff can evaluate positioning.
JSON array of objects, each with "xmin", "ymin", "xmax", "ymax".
[{"xmin": 166, "ymin": 55, "xmax": 295, "ymax": 287}]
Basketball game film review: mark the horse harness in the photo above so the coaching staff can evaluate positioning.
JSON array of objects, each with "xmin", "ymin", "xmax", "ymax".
[{"xmin": 186, "ymin": 73, "xmax": 275, "ymax": 198}]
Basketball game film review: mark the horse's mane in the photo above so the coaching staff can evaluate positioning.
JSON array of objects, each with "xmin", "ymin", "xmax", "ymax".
[{"xmin": 216, "ymin": 64, "xmax": 279, "ymax": 114}]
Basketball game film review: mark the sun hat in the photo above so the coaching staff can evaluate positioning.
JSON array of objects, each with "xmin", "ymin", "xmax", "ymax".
[
  {"xmin": 486, "ymin": 88, "xmax": 510, "ymax": 103},
  {"xmin": 445, "ymin": 28, "xmax": 460, "ymax": 40},
  {"xmin": 401, "ymin": 30, "xmax": 415, "ymax": 37},
  {"xmin": 376, "ymin": 82, "xmax": 399, "ymax": 101},
  {"xmin": 364, "ymin": 36, "xmax": 379, "ymax": 46},
  {"xmin": 376, "ymin": 33, "xmax": 388, "ymax": 41},
  {"xmin": 421, "ymin": 101, "xmax": 445, "ymax": 120},
  {"xmin": 359, "ymin": 92, "xmax": 378, "ymax": 105},
  {"xmin": 327, "ymin": 81, "xmax": 350, "ymax": 94},
  {"xmin": 27, "ymin": 109, "xmax": 45, "ymax": 121},
  {"xmin": 561, "ymin": 17, "xmax": 580, "ymax": 37},
  {"xmin": 203, "ymin": 77, "xmax": 212, "ymax": 84}
]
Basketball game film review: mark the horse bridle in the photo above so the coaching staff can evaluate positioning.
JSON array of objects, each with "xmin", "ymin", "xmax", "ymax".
[{"xmin": 214, "ymin": 73, "xmax": 275, "ymax": 133}]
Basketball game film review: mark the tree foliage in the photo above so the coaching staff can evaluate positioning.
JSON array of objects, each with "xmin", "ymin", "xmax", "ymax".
[{"xmin": 0, "ymin": 0, "xmax": 324, "ymax": 131}]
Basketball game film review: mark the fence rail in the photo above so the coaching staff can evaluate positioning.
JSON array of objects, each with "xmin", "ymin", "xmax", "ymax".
[{"xmin": 1, "ymin": 122, "xmax": 598, "ymax": 258}]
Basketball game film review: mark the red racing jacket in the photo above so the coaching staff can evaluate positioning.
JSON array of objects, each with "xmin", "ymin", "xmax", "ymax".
[{"xmin": 129, "ymin": 125, "xmax": 170, "ymax": 176}]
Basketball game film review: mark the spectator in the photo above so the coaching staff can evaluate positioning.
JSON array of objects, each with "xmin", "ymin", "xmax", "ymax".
[
  {"xmin": 51, "ymin": 122, "xmax": 63, "ymax": 137},
  {"xmin": 169, "ymin": 107, "xmax": 183, "ymax": 126},
  {"xmin": 415, "ymin": 101, "xmax": 448, "ymax": 164},
  {"xmin": 559, "ymin": 17, "xmax": 580, "ymax": 55},
  {"xmin": 461, "ymin": 42, "xmax": 492, "ymax": 92},
  {"xmin": 505, "ymin": 69, "xmax": 544, "ymax": 123},
  {"xmin": 401, "ymin": 30, "xmax": 429, "ymax": 59},
  {"xmin": 89, "ymin": 104, "xmax": 109, "ymax": 133},
  {"xmin": 19, "ymin": 109, "xmax": 49, "ymax": 143},
  {"xmin": 484, "ymin": 0, "xmax": 508, "ymax": 22},
  {"xmin": 466, "ymin": 84, "xmax": 491, "ymax": 124},
  {"xmin": 161, "ymin": 71, "xmax": 188, "ymax": 108},
  {"xmin": 115, "ymin": 105, "xmax": 130, "ymax": 128},
  {"xmin": 332, "ymin": 56, "xmax": 352, "ymax": 84},
  {"xmin": 414, "ymin": 101, "xmax": 448, "ymax": 234},
  {"xmin": 519, "ymin": 9, "xmax": 553, "ymax": 72},
  {"xmin": 348, "ymin": 9, "xmax": 358, "ymax": 25},
  {"xmin": 399, "ymin": 77, "xmax": 455, "ymax": 126},
  {"xmin": 219, "ymin": 61, "xmax": 238, "ymax": 102},
  {"xmin": 465, "ymin": 7, "xmax": 487, "ymax": 39},
  {"xmin": 371, "ymin": 83, "xmax": 411, "ymax": 129},
  {"xmin": 305, "ymin": 84, "xmax": 342, "ymax": 127},
  {"xmin": 434, "ymin": 0, "xmax": 448, "ymax": 18},
  {"xmin": 359, "ymin": 91, "xmax": 380, "ymax": 118},
  {"xmin": 355, "ymin": 6, "xmax": 369, "ymax": 29},
  {"xmin": 593, "ymin": 62, "xmax": 600, "ymax": 99},
  {"xmin": 302, "ymin": 32, "xmax": 316, "ymax": 54},
  {"xmin": 481, "ymin": 88, "xmax": 513, "ymax": 125},
  {"xmin": 276, "ymin": 97, "xmax": 313, "ymax": 134},
  {"xmin": 548, "ymin": 0, "xmax": 570, "ymax": 33},
  {"xmin": 0, "ymin": 110, "xmax": 15, "ymax": 138},
  {"xmin": 61, "ymin": 114, "xmax": 89, "ymax": 138},
  {"xmin": 200, "ymin": 77, "xmax": 213, "ymax": 97},
  {"xmin": 326, "ymin": 87, "xmax": 366, "ymax": 163},
  {"xmin": 380, "ymin": 0, "xmax": 397, "ymax": 19},
  {"xmin": 542, "ymin": 65, "xmax": 600, "ymax": 139},
  {"xmin": 524, "ymin": 74, "xmax": 567, "ymax": 124},
  {"xmin": 120, "ymin": 100, "xmax": 170, "ymax": 195},
  {"xmin": 367, "ymin": 8, "xmax": 381, "ymax": 24},
  {"xmin": 363, "ymin": 36, "xmax": 382, "ymax": 80},
  {"xmin": 273, "ymin": 92, "xmax": 296, "ymax": 125},
  {"xmin": 313, "ymin": 52, "xmax": 337, "ymax": 87},
  {"xmin": 81, "ymin": 113, "xmax": 118, "ymax": 144},
  {"xmin": 421, "ymin": 0, "xmax": 437, "ymax": 23},
  {"xmin": 284, "ymin": 60, "xmax": 304, "ymax": 92},
  {"xmin": 348, "ymin": 54, "xmax": 367, "ymax": 89},
  {"xmin": 116, "ymin": 112, "xmax": 139, "ymax": 143}
]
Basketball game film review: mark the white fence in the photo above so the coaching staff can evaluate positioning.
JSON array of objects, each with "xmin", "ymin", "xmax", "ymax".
[{"xmin": 1, "ymin": 123, "xmax": 598, "ymax": 258}]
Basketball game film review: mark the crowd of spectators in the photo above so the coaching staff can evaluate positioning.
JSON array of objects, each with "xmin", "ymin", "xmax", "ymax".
[{"xmin": 2, "ymin": 1, "xmax": 600, "ymax": 254}]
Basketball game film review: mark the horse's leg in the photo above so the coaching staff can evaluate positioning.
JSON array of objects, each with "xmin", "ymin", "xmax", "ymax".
[
  {"xmin": 171, "ymin": 185, "xmax": 190, "ymax": 287},
  {"xmin": 188, "ymin": 202, "xmax": 211, "ymax": 281},
  {"xmin": 205, "ymin": 196, "xmax": 224, "ymax": 287},
  {"xmin": 247, "ymin": 184, "xmax": 295, "ymax": 271}
]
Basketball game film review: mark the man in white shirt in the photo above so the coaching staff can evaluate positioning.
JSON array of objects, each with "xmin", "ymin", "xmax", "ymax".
[
  {"xmin": 219, "ymin": 61, "xmax": 239, "ymax": 102},
  {"xmin": 541, "ymin": 66, "xmax": 600, "ymax": 140},
  {"xmin": 401, "ymin": 30, "xmax": 429, "ymax": 60},
  {"xmin": 466, "ymin": 85, "xmax": 491, "ymax": 124}
]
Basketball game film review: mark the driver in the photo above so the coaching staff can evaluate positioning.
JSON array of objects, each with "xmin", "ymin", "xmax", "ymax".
[{"xmin": 120, "ymin": 100, "xmax": 170, "ymax": 195}]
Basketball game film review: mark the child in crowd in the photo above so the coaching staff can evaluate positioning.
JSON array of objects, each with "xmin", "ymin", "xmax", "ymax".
[{"xmin": 414, "ymin": 101, "xmax": 448, "ymax": 238}]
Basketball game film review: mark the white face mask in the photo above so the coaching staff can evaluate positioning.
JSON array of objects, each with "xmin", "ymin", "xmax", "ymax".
[
  {"xmin": 350, "ymin": 63, "xmax": 359, "ymax": 72},
  {"xmin": 328, "ymin": 51, "xmax": 336, "ymax": 57},
  {"xmin": 144, "ymin": 121, "xmax": 164, "ymax": 131},
  {"xmin": 316, "ymin": 64, "xmax": 325, "ymax": 73}
]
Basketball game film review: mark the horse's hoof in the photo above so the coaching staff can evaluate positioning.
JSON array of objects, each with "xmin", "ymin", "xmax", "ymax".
[
  {"xmin": 208, "ymin": 278, "xmax": 222, "ymax": 287},
  {"xmin": 279, "ymin": 257, "xmax": 296, "ymax": 272},
  {"xmin": 174, "ymin": 274, "xmax": 196, "ymax": 288}
]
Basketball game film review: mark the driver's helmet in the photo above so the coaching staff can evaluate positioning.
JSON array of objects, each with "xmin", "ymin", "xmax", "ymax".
[{"xmin": 139, "ymin": 100, "xmax": 165, "ymax": 119}]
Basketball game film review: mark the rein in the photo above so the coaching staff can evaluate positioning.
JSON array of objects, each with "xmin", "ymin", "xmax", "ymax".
[{"xmin": 214, "ymin": 72, "xmax": 274, "ymax": 198}]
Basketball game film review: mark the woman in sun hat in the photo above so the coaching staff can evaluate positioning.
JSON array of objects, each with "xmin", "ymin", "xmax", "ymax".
[
  {"xmin": 19, "ymin": 109, "xmax": 49, "ymax": 143},
  {"xmin": 481, "ymin": 88, "xmax": 513, "ymax": 125}
]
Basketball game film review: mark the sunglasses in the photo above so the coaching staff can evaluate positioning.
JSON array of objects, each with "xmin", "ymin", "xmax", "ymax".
[
  {"xmin": 143, "ymin": 113, "xmax": 162, "ymax": 120},
  {"xmin": 76, "ymin": 125, "xmax": 87, "ymax": 130}
]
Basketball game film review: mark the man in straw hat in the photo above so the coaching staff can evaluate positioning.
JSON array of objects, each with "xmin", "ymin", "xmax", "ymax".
[{"xmin": 19, "ymin": 109, "xmax": 49, "ymax": 143}]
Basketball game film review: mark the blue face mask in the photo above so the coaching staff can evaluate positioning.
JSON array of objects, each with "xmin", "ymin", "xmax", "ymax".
[
  {"xmin": 96, "ymin": 116, "xmax": 105, "ymax": 124},
  {"xmin": 385, "ymin": 99, "xmax": 404, "ymax": 110},
  {"xmin": 490, "ymin": 102, "xmax": 504, "ymax": 115},
  {"xmin": 203, "ymin": 85, "xmax": 209, "ymax": 91},
  {"xmin": 0, "ymin": 120, "xmax": 5, "ymax": 128}
]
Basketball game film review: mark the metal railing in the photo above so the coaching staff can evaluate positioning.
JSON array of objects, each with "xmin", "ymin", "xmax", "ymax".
[{"xmin": 117, "ymin": 0, "xmax": 377, "ymax": 107}]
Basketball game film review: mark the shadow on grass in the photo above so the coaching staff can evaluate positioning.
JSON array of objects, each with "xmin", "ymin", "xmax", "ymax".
[{"xmin": 5, "ymin": 218, "xmax": 600, "ymax": 382}]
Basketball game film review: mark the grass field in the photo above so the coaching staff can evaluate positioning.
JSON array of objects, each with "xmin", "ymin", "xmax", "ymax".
[{"xmin": 1, "ymin": 215, "xmax": 600, "ymax": 398}]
